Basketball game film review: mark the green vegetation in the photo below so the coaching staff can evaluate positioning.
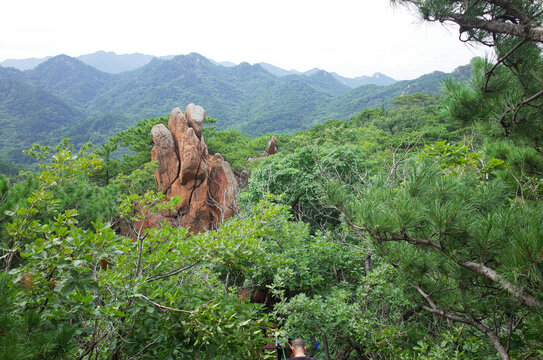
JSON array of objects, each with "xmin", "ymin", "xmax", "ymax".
[
  {"xmin": 26, "ymin": 55, "xmax": 118, "ymax": 107},
  {"xmin": 0, "ymin": 78, "xmax": 83, "ymax": 165},
  {"xmin": 0, "ymin": 52, "xmax": 470, "ymax": 175},
  {"xmin": 2, "ymin": 82, "xmax": 540, "ymax": 358},
  {"xmin": 1, "ymin": 1, "xmax": 542, "ymax": 358}
]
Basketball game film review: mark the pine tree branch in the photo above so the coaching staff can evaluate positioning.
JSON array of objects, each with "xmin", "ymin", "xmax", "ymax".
[
  {"xmin": 414, "ymin": 285, "xmax": 509, "ymax": 360},
  {"xmin": 483, "ymin": 39, "xmax": 527, "ymax": 92},
  {"xmin": 459, "ymin": 261, "xmax": 543, "ymax": 309},
  {"xmin": 351, "ymin": 225, "xmax": 543, "ymax": 309},
  {"xmin": 396, "ymin": 0, "xmax": 543, "ymax": 42},
  {"xmin": 378, "ymin": 235, "xmax": 444, "ymax": 251},
  {"xmin": 500, "ymin": 88, "xmax": 543, "ymax": 130},
  {"xmin": 379, "ymin": 233, "xmax": 542, "ymax": 309},
  {"xmin": 484, "ymin": 0, "xmax": 537, "ymax": 26},
  {"xmin": 450, "ymin": 16, "xmax": 543, "ymax": 43}
]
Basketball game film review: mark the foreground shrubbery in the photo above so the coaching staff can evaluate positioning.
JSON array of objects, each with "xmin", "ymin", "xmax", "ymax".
[
  {"xmin": 1, "ymin": 86, "xmax": 541, "ymax": 358},
  {"xmin": 2, "ymin": 0, "xmax": 543, "ymax": 354}
]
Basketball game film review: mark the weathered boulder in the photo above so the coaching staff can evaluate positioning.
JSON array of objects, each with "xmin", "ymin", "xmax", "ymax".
[
  {"xmin": 267, "ymin": 136, "xmax": 278, "ymax": 155},
  {"xmin": 150, "ymin": 124, "xmax": 178, "ymax": 193},
  {"xmin": 143, "ymin": 104, "xmax": 239, "ymax": 233},
  {"xmin": 184, "ymin": 103, "xmax": 206, "ymax": 138}
]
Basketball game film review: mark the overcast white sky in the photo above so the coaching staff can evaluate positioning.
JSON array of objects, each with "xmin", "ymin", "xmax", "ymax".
[{"xmin": 0, "ymin": 0, "xmax": 491, "ymax": 79}]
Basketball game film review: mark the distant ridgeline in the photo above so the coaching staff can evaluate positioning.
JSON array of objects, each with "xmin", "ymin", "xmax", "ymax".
[{"xmin": 0, "ymin": 51, "xmax": 471, "ymax": 168}]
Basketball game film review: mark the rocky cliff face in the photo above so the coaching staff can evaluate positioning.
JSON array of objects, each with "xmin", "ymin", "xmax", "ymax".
[{"xmin": 142, "ymin": 104, "xmax": 239, "ymax": 233}]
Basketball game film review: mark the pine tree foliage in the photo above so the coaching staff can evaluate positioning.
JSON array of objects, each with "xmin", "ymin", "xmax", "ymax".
[
  {"xmin": 391, "ymin": 0, "xmax": 543, "ymax": 43},
  {"xmin": 394, "ymin": 0, "xmax": 543, "ymax": 152},
  {"xmin": 3, "ymin": 3, "xmax": 543, "ymax": 355},
  {"xmin": 326, "ymin": 153, "xmax": 543, "ymax": 358}
]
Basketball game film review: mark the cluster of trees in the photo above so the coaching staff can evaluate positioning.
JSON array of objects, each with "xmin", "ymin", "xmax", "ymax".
[
  {"xmin": 1, "ymin": 0, "xmax": 542, "ymax": 358},
  {"xmin": 0, "ymin": 46, "xmax": 473, "ymax": 175}
]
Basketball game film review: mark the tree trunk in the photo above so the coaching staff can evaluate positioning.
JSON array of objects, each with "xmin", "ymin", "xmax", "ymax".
[
  {"xmin": 321, "ymin": 333, "xmax": 331, "ymax": 360},
  {"xmin": 364, "ymin": 253, "xmax": 372, "ymax": 274}
]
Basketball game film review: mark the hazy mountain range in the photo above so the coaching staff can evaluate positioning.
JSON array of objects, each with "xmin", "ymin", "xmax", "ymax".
[
  {"xmin": 0, "ymin": 51, "xmax": 470, "ymax": 166},
  {"xmin": 257, "ymin": 62, "xmax": 396, "ymax": 87},
  {"xmin": 1, "ymin": 51, "xmax": 397, "ymax": 87}
]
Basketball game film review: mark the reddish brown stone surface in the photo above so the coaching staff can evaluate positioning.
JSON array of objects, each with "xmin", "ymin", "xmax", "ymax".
[
  {"xmin": 141, "ymin": 104, "xmax": 239, "ymax": 233},
  {"xmin": 267, "ymin": 136, "xmax": 278, "ymax": 155}
]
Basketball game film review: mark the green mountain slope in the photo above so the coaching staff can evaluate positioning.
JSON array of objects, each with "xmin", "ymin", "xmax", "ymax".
[
  {"xmin": 0, "ymin": 52, "xmax": 472, "ymax": 168},
  {"xmin": 87, "ymin": 54, "xmax": 337, "ymax": 130},
  {"xmin": 319, "ymin": 68, "xmax": 471, "ymax": 120},
  {"xmin": 284, "ymin": 70, "xmax": 350, "ymax": 95},
  {"xmin": 25, "ymin": 55, "xmax": 118, "ymax": 107},
  {"xmin": 332, "ymin": 71, "xmax": 397, "ymax": 87},
  {"xmin": 0, "ymin": 66, "xmax": 25, "ymax": 82},
  {"xmin": 0, "ymin": 78, "xmax": 83, "ymax": 163},
  {"xmin": 88, "ymin": 54, "xmax": 246, "ymax": 120}
]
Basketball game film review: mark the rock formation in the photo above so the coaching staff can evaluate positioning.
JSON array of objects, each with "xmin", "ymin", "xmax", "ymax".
[
  {"xmin": 267, "ymin": 136, "xmax": 278, "ymax": 155},
  {"xmin": 143, "ymin": 104, "xmax": 239, "ymax": 233}
]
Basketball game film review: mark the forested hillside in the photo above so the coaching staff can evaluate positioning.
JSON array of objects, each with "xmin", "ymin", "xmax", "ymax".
[
  {"xmin": 26, "ymin": 55, "xmax": 118, "ymax": 107},
  {"xmin": 0, "ymin": 78, "xmax": 84, "ymax": 164},
  {"xmin": 0, "ymin": 53, "xmax": 468, "ymax": 171},
  {"xmin": 2, "ymin": 51, "xmax": 398, "ymax": 88},
  {"xmin": 1, "ymin": 60, "xmax": 542, "ymax": 359},
  {"xmin": 1, "ymin": 1, "xmax": 542, "ymax": 358}
]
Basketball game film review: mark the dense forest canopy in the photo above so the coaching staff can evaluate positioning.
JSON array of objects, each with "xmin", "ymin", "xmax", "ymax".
[
  {"xmin": 1, "ymin": 0, "xmax": 542, "ymax": 359},
  {"xmin": 0, "ymin": 52, "xmax": 471, "ymax": 176}
]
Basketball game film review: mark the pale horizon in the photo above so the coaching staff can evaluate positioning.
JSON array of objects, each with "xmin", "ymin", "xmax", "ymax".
[
  {"xmin": 0, "ymin": 48, "xmax": 481, "ymax": 81},
  {"xmin": 0, "ymin": 0, "xmax": 492, "ymax": 80}
]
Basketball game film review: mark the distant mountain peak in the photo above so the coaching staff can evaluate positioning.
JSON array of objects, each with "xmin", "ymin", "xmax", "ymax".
[
  {"xmin": 210, "ymin": 59, "xmax": 237, "ymax": 67},
  {"xmin": 77, "ymin": 51, "xmax": 156, "ymax": 73},
  {"xmin": 186, "ymin": 52, "xmax": 207, "ymax": 59},
  {"xmin": 308, "ymin": 69, "xmax": 334, "ymax": 79},
  {"xmin": 49, "ymin": 54, "xmax": 75, "ymax": 61},
  {"xmin": 2, "ymin": 51, "xmax": 398, "ymax": 87},
  {"xmin": 35, "ymin": 54, "xmax": 91, "ymax": 71},
  {"xmin": 303, "ymin": 68, "xmax": 321, "ymax": 76},
  {"xmin": 168, "ymin": 53, "xmax": 213, "ymax": 69}
]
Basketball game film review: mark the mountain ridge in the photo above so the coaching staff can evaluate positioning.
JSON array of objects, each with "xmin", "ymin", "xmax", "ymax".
[
  {"xmin": 0, "ymin": 52, "xmax": 471, "ymax": 166},
  {"xmin": 1, "ymin": 51, "xmax": 397, "ymax": 87}
]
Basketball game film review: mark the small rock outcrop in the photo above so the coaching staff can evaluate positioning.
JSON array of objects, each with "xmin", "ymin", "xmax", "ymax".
[
  {"xmin": 267, "ymin": 136, "xmax": 278, "ymax": 155},
  {"xmin": 143, "ymin": 104, "xmax": 239, "ymax": 233}
]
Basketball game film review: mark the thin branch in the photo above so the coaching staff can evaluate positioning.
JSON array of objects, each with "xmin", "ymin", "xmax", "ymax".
[
  {"xmin": 500, "ymin": 88, "xmax": 543, "ymax": 133},
  {"xmin": 341, "ymin": 212, "xmax": 543, "ymax": 309},
  {"xmin": 77, "ymin": 333, "xmax": 109, "ymax": 360},
  {"xmin": 483, "ymin": 39, "xmax": 527, "ymax": 92},
  {"xmin": 136, "ymin": 294, "xmax": 194, "ymax": 314},
  {"xmin": 377, "ymin": 234, "xmax": 444, "ymax": 252},
  {"xmin": 130, "ymin": 341, "xmax": 158, "ymax": 359},
  {"xmin": 459, "ymin": 261, "xmax": 542, "ymax": 309},
  {"xmin": 143, "ymin": 260, "xmax": 201, "ymax": 283},
  {"xmin": 414, "ymin": 285, "xmax": 509, "ymax": 360},
  {"xmin": 134, "ymin": 232, "xmax": 148, "ymax": 278}
]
